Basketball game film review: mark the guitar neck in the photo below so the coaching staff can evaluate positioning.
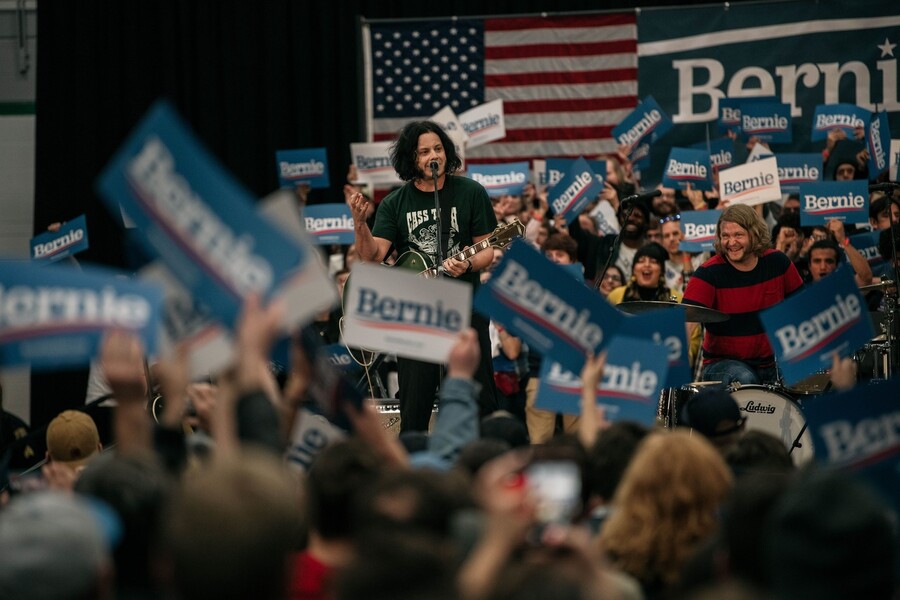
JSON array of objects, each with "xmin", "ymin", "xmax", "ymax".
[{"xmin": 454, "ymin": 240, "xmax": 490, "ymax": 261}]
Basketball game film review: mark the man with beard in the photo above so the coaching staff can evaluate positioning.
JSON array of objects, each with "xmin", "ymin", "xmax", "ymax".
[
  {"xmin": 566, "ymin": 199, "xmax": 651, "ymax": 285},
  {"xmin": 682, "ymin": 204, "xmax": 804, "ymax": 386},
  {"xmin": 650, "ymin": 185, "xmax": 679, "ymax": 221}
]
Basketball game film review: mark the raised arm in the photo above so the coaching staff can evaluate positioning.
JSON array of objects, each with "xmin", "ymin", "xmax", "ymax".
[
  {"xmin": 348, "ymin": 191, "xmax": 392, "ymax": 262},
  {"xmin": 827, "ymin": 219, "xmax": 873, "ymax": 287}
]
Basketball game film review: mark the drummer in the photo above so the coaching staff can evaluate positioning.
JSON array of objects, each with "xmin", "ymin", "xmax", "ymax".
[
  {"xmin": 682, "ymin": 205, "xmax": 804, "ymax": 386},
  {"xmin": 607, "ymin": 242, "xmax": 701, "ymax": 363}
]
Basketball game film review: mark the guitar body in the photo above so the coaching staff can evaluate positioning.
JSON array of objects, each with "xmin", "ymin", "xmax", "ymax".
[{"xmin": 392, "ymin": 249, "xmax": 434, "ymax": 276}]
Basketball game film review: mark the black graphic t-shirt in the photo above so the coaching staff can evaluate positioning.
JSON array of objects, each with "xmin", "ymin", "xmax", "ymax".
[{"xmin": 373, "ymin": 175, "xmax": 497, "ymax": 287}]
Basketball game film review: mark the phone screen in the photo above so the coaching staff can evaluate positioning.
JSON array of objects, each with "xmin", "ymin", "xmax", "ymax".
[{"xmin": 525, "ymin": 460, "xmax": 581, "ymax": 525}]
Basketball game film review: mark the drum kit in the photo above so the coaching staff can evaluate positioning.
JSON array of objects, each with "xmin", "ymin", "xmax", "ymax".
[{"xmin": 617, "ymin": 288, "xmax": 899, "ymax": 465}]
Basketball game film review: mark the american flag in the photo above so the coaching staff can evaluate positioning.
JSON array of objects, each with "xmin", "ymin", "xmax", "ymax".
[{"xmin": 362, "ymin": 12, "xmax": 638, "ymax": 165}]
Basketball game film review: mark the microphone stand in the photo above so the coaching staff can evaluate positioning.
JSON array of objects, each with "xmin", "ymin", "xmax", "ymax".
[
  {"xmin": 594, "ymin": 200, "xmax": 636, "ymax": 292},
  {"xmin": 431, "ymin": 163, "xmax": 444, "ymax": 278},
  {"xmin": 888, "ymin": 216, "xmax": 899, "ymax": 377}
]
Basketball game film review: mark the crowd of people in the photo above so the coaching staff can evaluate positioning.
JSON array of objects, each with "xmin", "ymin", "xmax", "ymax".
[{"xmin": 1, "ymin": 119, "xmax": 899, "ymax": 600}]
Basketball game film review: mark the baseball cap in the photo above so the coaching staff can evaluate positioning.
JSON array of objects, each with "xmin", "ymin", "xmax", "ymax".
[
  {"xmin": 46, "ymin": 410, "xmax": 100, "ymax": 469},
  {"xmin": 679, "ymin": 387, "xmax": 745, "ymax": 438}
]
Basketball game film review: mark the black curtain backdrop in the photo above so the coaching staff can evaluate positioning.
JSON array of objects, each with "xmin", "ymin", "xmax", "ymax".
[{"xmin": 31, "ymin": 0, "xmax": 705, "ymax": 425}]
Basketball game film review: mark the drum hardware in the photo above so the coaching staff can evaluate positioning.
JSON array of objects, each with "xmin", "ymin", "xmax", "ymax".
[
  {"xmin": 616, "ymin": 301, "xmax": 730, "ymax": 323},
  {"xmin": 856, "ymin": 281, "xmax": 898, "ymax": 379},
  {"xmin": 859, "ymin": 279, "xmax": 896, "ymax": 293}
]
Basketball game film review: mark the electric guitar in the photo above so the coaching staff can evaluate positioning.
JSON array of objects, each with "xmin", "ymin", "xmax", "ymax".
[{"xmin": 393, "ymin": 218, "xmax": 525, "ymax": 278}]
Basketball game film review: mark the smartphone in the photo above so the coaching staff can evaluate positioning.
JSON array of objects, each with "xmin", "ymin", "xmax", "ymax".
[{"xmin": 524, "ymin": 460, "xmax": 582, "ymax": 526}]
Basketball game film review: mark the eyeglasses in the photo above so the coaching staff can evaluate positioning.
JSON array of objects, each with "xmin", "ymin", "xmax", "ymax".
[
  {"xmin": 659, "ymin": 214, "xmax": 681, "ymax": 225},
  {"xmin": 602, "ymin": 273, "xmax": 623, "ymax": 283}
]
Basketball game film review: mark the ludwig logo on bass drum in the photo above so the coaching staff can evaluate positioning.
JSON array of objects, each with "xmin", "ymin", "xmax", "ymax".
[{"xmin": 740, "ymin": 401, "xmax": 777, "ymax": 415}]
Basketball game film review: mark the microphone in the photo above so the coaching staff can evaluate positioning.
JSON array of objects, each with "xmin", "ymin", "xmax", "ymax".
[
  {"xmin": 869, "ymin": 182, "xmax": 900, "ymax": 192},
  {"xmin": 620, "ymin": 189, "xmax": 662, "ymax": 205},
  {"xmin": 429, "ymin": 160, "xmax": 439, "ymax": 175}
]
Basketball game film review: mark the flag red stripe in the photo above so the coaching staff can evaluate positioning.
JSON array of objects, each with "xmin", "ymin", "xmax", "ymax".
[
  {"xmin": 484, "ymin": 14, "xmax": 636, "ymax": 31},
  {"xmin": 502, "ymin": 96, "xmax": 637, "ymax": 114},
  {"xmin": 502, "ymin": 125, "xmax": 616, "ymax": 142},
  {"xmin": 486, "ymin": 68, "xmax": 637, "ymax": 87},
  {"xmin": 486, "ymin": 39, "xmax": 636, "ymax": 60}
]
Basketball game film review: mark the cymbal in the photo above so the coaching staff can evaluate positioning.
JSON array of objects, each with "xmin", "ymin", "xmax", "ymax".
[
  {"xmin": 616, "ymin": 301, "xmax": 730, "ymax": 323},
  {"xmin": 860, "ymin": 279, "xmax": 895, "ymax": 292}
]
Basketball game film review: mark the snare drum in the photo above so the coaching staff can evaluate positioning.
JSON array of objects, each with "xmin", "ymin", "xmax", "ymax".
[{"xmin": 730, "ymin": 385, "xmax": 813, "ymax": 464}]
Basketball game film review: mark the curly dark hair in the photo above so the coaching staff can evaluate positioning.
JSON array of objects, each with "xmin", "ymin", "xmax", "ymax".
[{"xmin": 389, "ymin": 120, "xmax": 463, "ymax": 181}]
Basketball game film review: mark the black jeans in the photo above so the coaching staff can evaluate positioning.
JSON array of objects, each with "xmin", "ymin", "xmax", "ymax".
[{"xmin": 398, "ymin": 311, "xmax": 498, "ymax": 432}]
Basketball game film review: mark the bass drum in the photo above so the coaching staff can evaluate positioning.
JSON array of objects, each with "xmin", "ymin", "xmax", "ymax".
[{"xmin": 730, "ymin": 384, "xmax": 814, "ymax": 465}]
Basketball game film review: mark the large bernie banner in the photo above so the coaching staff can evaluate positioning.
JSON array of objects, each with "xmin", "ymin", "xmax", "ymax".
[{"xmin": 637, "ymin": 0, "xmax": 900, "ymax": 183}]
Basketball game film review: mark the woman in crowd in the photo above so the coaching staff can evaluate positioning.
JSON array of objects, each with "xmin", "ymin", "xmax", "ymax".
[
  {"xmin": 606, "ymin": 242, "xmax": 681, "ymax": 304},
  {"xmin": 597, "ymin": 265, "xmax": 626, "ymax": 299},
  {"xmin": 597, "ymin": 430, "xmax": 733, "ymax": 599}
]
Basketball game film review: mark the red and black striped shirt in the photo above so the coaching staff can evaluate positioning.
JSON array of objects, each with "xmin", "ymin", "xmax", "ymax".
[{"xmin": 683, "ymin": 250, "xmax": 804, "ymax": 367}]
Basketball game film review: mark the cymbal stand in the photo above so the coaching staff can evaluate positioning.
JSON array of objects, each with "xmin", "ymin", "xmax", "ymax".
[{"xmin": 883, "ymin": 287, "xmax": 897, "ymax": 378}]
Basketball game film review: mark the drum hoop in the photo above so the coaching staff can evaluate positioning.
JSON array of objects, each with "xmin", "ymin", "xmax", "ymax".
[{"xmin": 728, "ymin": 383, "xmax": 795, "ymax": 400}]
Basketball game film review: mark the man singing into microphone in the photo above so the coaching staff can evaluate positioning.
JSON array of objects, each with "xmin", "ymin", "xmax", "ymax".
[{"xmin": 348, "ymin": 120, "xmax": 499, "ymax": 432}]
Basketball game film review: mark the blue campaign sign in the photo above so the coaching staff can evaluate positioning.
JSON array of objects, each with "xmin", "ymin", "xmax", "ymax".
[
  {"xmin": 760, "ymin": 265, "xmax": 874, "ymax": 385},
  {"xmin": 631, "ymin": 142, "xmax": 652, "ymax": 172},
  {"xmin": 303, "ymin": 204, "xmax": 355, "ymax": 245},
  {"xmin": 618, "ymin": 309, "xmax": 691, "ymax": 389},
  {"xmin": 867, "ymin": 112, "xmax": 891, "ymax": 180},
  {"xmin": 30, "ymin": 215, "xmax": 90, "ymax": 263},
  {"xmin": 849, "ymin": 230, "xmax": 886, "ymax": 276},
  {"xmin": 804, "ymin": 378, "xmax": 900, "ymax": 513},
  {"xmin": 741, "ymin": 102, "xmax": 793, "ymax": 144},
  {"xmin": 467, "ymin": 162, "xmax": 529, "ymax": 197},
  {"xmin": 96, "ymin": 100, "xmax": 314, "ymax": 328},
  {"xmin": 611, "ymin": 95, "xmax": 673, "ymax": 158},
  {"xmin": 323, "ymin": 343, "xmax": 364, "ymax": 378},
  {"xmin": 776, "ymin": 153, "xmax": 823, "ymax": 193},
  {"xmin": 474, "ymin": 240, "xmax": 622, "ymax": 374},
  {"xmin": 276, "ymin": 148, "xmax": 330, "ymax": 189},
  {"xmin": 546, "ymin": 157, "xmax": 606, "ymax": 189},
  {"xmin": 0, "ymin": 260, "xmax": 163, "ymax": 370},
  {"xmin": 535, "ymin": 335, "xmax": 666, "ymax": 426},
  {"xmin": 798, "ymin": 180, "xmax": 869, "ymax": 226},
  {"xmin": 662, "ymin": 147, "xmax": 712, "ymax": 191},
  {"xmin": 548, "ymin": 157, "xmax": 604, "ymax": 225},
  {"xmin": 557, "ymin": 262, "xmax": 586, "ymax": 283},
  {"xmin": 690, "ymin": 138, "xmax": 735, "ymax": 172},
  {"xmin": 717, "ymin": 96, "xmax": 779, "ymax": 135},
  {"xmin": 811, "ymin": 103, "xmax": 870, "ymax": 141},
  {"xmin": 679, "ymin": 210, "xmax": 721, "ymax": 252}
]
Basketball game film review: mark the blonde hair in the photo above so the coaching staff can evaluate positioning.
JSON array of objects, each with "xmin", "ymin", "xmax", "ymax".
[
  {"xmin": 713, "ymin": 204, "xmax": 771, "ymax": 257},
  {"xmin": 597, "ymin": 430, "xmax": 733, "ymax": 589}
]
